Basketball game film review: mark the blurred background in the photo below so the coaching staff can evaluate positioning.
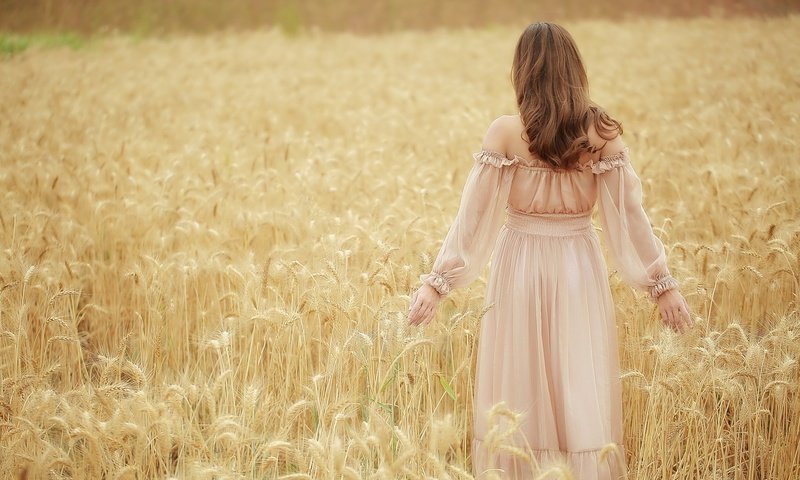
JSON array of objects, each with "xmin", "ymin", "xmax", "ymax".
[{"xmin": 1, "ymin": 0, "xmax": 798, "ymax": 34}]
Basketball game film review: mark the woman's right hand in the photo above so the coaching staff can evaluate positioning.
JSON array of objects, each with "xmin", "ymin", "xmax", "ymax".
[
  {"xmin": 408, "ymin": 283, "xmax": 442, "ymax": 326},
  {"xmin": 656, "ymin": 289, "xmax": 693, "ymax": 334}
]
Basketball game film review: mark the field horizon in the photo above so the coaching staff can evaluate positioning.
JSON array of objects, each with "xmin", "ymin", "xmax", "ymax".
[{"xmin": 1, "ymin": 0, "xmax": 798, "ymax": 36}]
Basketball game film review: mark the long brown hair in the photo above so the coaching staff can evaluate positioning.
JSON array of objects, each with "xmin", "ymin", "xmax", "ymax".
[{"xmin": 511, "ymin": 22, "xmax": 622, "ymax": 170}]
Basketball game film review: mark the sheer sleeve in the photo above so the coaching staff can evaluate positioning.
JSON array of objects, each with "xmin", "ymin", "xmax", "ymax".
[
  {"xmin": 590, "ymin": 147, "xmax": 680, "ymax": 302},
  {"xmin": 418, "ymin": 149, "xmax": 518, "ymax": 297}
]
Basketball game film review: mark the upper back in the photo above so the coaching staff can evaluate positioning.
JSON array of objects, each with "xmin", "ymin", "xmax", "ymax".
[
  {"xmin": 490, "ymin": 114, "xmax": 625, "ymax": 168},
  {"xmin": 480, "ymin": 113, "xmax": 628, "ymax": 216}
]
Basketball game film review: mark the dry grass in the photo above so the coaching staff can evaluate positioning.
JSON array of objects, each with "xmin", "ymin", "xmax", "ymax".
[{"xmin": 0, "ymin": 15, "xmax": 799, "ymax": 479}]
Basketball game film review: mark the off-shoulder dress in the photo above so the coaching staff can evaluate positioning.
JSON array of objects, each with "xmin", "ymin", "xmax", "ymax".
[{"xmin": 419, "ymin": 146, "xmax": 679, "ymax": 479}]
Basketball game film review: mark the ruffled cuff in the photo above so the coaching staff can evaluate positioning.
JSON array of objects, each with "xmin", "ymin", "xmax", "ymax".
[
  {"xmin": 420, "ymin": 271, "xmax": 451, "ymax": 296},
  {"xmin": 648, "ymin": 272, "xmax": 679, "ymax": 301}
]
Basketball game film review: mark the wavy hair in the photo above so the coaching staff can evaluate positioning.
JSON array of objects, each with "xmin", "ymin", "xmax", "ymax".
[{"xmin": 511, "ymin": 22, "xmax": 622, "ymax": 169}]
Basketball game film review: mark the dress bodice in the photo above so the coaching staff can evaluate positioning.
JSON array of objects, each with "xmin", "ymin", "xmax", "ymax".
[
  {"xmin": 508, "ymin": 163, "xmax": 597, "ymax": 215},
  {"xmin": 497, "ymin": 149, "xmax": 630, "ymax": 216}
]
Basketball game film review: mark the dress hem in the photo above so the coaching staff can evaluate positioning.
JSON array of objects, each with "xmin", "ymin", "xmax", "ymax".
[{"xmin": 471, "ymin": 438, "xmax": 628, "ymax": 480}]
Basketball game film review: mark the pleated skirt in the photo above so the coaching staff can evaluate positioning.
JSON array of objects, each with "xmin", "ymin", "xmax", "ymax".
[{"xmin": 471, "ymin": 209, "xmax": 627, "ymax": 480}]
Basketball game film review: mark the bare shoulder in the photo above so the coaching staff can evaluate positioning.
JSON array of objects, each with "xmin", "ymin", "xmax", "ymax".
[
  {"xmin": 586, "ymin": 109, "xmax": 626, "ymax": 158},
  {"xmin": 480, "ymin": 115, "xmax": 520, "ymax": 157},
  {"xmin": 593, "ymin": 128, "xmax": 627, "ymax": 158}
]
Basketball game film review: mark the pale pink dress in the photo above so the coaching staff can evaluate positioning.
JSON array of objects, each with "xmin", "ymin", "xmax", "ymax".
[{"xmin": 419, "ymin": 146, "xmax": 679, "ymax": 479}]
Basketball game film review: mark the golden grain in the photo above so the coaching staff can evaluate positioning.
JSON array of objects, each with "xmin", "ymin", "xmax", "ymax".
[{"xmin": 1, "ymin": 16, "xmax": 799, "ymax": 479}]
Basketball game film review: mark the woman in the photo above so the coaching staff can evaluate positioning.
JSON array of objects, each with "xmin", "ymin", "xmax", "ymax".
[{"xmin": 407, "ymin": 22, "xmax": 693, "ymax": 479}]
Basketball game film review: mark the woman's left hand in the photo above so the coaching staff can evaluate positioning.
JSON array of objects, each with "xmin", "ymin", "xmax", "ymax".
[
  {"xmin": 656, "ymin": 288, "xmax": 693, "ymax": 334},
  {"xmin": 408, "ymin": 284, "xmax": 442, "ymax": 326}
]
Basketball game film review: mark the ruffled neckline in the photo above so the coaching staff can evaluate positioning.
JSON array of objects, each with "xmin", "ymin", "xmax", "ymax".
[
  {"xmin": 473, "ymin": 149, "xmax": 521, "ymax": 167},
  {"xmin": 474, "ymin": 147, "xmax": 630, "ymax": 173}
]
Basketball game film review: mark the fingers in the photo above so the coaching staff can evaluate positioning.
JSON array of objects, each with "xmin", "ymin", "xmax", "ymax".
[
  {"xmin": 411, "ymin": 303, "xmax": 427, "ymax": 326},
  {"xmin": 665, "ymin": 305, "xmax": 677, "ymax": 333},
  {"xmin": 408, "ymin": 295, "xmax": 428, "ymax": 325},
  {"xmin": 661, "ymin": 296, "xmax": 694, "ymax": 334},
  {"xmin": 674, "ymin": 306, "xmax": 687, "ymax": 333},
  {"xmin": 683, "ymin": 297, "xmax": 694, "ymax": 327},
  {"xmin": 408, "ymin": 289, "xmax": 438, "ymax": 326},
  {"xmin": 678, "ymin": 305, "xmax": 689, "ymax": 332},
  {"xmin": 656, "ymin": 290, "xmax": 694, "ymax": 334},
  {"xmin": 410, "ymin": 304, "xmax": 435, "ymax": 326},
  {"xmin": 674, "ymin": 296, "xmax": 694, "ymax": 333},
  {"xmin": 420, "ymin": 305, "xmax": 434, "ymax": 325},
  {"xmin": 409, "ymin": 303, "xmax": 422, "ymax": 325},
  {"xmin": 662, "ymin": 304, "xmax": 682, "ymax": 333},
  {"xmin": 670, "ymin": 302, "xmax": 682, "ymax": 333}
]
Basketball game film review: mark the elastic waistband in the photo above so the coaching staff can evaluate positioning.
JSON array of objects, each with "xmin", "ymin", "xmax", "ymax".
[{"xmin": 504, "ymin": 207, "xmax": 593, "ymax": 237}]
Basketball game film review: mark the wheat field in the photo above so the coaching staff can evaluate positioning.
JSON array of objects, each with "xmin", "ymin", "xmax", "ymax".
[{"xmin": 1, "ymin": 15, "xmax": 799, "ymax": 480}]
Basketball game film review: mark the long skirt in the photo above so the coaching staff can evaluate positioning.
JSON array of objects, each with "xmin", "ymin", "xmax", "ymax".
[{"xmin": 471, "ymin": 209, "xmax": 628, "ymax": 480}]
